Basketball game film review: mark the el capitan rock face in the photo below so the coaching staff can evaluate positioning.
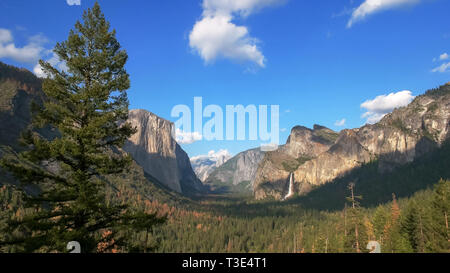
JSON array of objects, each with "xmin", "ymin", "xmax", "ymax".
[
  {"xmin": 0, "ymin": 62, "xmax": 202, "ymax": 201},
  {"xmin": 254, "ymin": 84, "xmax": 450, "ymax": 200},
  {"xmin": 124, "ymin": 109, "xmax": 204, "ymax": 195}
]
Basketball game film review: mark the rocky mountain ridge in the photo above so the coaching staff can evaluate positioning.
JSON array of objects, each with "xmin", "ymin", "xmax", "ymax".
[
  {"xmin": 204, "ymin": 148, "xmax": 265, "ymax": 193},
  {"xmin": 190, "ymin": 150, "xmax": 232, "ymax": 182},
  {"xmin": 253, "ymin": 124, "xmax": 339, "ymax": 199},
  {"xmin": 254, "ymin": 84, "xmax": 450, "ymax": 200},
  {"xmin": 124, "ymin": 109, "xmax": 204, "ymax": 195},
  {"xmin": 0, "ymin": 62, "xmax": 204, "ymax": 197}
]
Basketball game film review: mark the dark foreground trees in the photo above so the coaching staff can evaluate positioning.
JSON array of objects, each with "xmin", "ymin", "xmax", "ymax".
[{"xmin": 0, "ymin": 2, "xmax": 165, "ymax": 253}]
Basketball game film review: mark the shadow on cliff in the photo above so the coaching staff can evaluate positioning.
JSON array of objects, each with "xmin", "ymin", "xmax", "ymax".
[
  {"xmin": 203, "ymin": 137, "xmax": 450, "ymax": 218},
  {"xmin": 123, "ymin": 141, "xmax": 206, "ymax": 199},
  {"xmin": 288, "ymin": 137, "xmax": 450, "ymax": 211}
]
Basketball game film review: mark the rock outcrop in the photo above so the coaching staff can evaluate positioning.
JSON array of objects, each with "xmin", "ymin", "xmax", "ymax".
[
  {"xmin": 205, "ymin": 148, "xmax": 265, "ymax": 193},
  {"xmin": 253, "ymin": 125, "xmax": 338, "ymax": 199},
  {"xmin": 254, "ymin": 84, "xmax": 450, "ymax": 200},
  {"xmin": 0, "ymin": 62, "xmax": 49, "ymax": 147},
  {"xmin": 0, "ymin": 62, "xmax": 203, "ymax": 198},
  {"xmin": 124, "ymin": 109, "xmax": 204, "ymax": 195},
  {"xmin": 190, "ymin": 150, "xmax": 232, "ymax": 182}
]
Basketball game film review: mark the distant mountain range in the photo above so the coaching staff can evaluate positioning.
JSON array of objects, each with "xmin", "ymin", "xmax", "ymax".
[
  {"xmin": 204, "ymin": 148, "xmax": 265, "ymax": 194},
  {"xmin": 190, "ymin": 150, "xmax": 232, "ymax": 182},
  {"xmin": 1, "ymin": 61, "xmax": 449, "ymax": 205},
  {"xmin": 254, "ymin": 84, "xmax": 450, "ymax": 200},
  {"xmin": 0, "ymin": 62, "xmax": 204, "ymax": 203}
]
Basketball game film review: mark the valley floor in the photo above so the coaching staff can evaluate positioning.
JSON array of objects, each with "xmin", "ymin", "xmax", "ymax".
[{"xmin": 146, "ymin": 179, "xmax": 449, "ymax": 253}]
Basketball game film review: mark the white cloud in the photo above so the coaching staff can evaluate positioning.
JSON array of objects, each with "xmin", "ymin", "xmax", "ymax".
[
  {"xmin": 33, "ymin": 52, "xmax": 68, "ymax": 78},
  {"xmin": 202, "ymin": 0, "xmax": 283, "ymax": 17},
  {"xmin": 190, "ymin": 149, "xmax": 232, "ymax": 181},
  {"xmin": 280, "ymin": 128, "xmax": 287, "ymax": 132},
  {"xmin": 0, "ymin": 28, "xmax": 47, "ymax": 63},
  {"xmin": 0, "ymin": 29, "xmax": 13, "ymax": 44},
  {"xmin": 189, "ymin": 15, "xmax": 265, "ymax": 67},
  {"xmin": 334, "ymin": 118, "xmax": 346, "ymax": 127},
  {"xmin": 0, "ymin": 28, "xmax": 68, "ymax": 78},
  {"xmin": 347, "ymin": 0, "xmax": 420, "ymax": 28},
  {"xmin": 191, "ymin": 149, "xmax": 232, "ymax": 163},
  {"xmin": 189, "ymin": 0, "xmax": 284, "ymax": 67},
  {"xmin": 361, "ymin": 112, "xmax": 387, "ymax": 124},
  {"xmin": 439, "ymin": 53, "xmax": 449, "ymax": 61},
  {"xmin": 175, "ymin": 128, "xmax": 203, "ymax": 144},
  {"xmin": 66, "ymin": 0, "xmax": 81, "ymax": 6},
  {"xmin": 431, "ymin": 62, "xmax": 450, "ymax": 73},
  {"xmin": 433, "ymin": 53, "xmax": 449, "ymax": 62},
  {"xmin": 361, "ymin": 90, "xmax": 415, "ymax": 124}
]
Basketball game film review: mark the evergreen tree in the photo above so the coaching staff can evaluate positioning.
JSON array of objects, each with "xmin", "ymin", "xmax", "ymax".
[
  {"xmin": 372, "ymin": 206, "xmax": 388, "ymax": 243},
  {"xmin": 428, "ymin": 179, "xmax": 449, "ymax": 252},
  {"xmin": 0, "ymin": 2, "xmax": 165, "ymax": 253},
  {"xmin": 383, "ymin": 194, "xmax": 411, "ymax": 253},
  {"xmin": 344, "ymin": 183, "xmax": 366, "ymax": 252},
  {"xmin": 401, "ymin": 201, "xmax": 426, "ymax": 252}
]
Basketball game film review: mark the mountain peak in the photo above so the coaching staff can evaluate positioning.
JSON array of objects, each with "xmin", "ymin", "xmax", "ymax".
[
  {"xmin": 254, "ymin": 83, "xmax": 450, "ymax": 200},
  {"xmin": 313, "ymin": 124, "xmax": 329, "ymax": 131},
  {"xmin": 124, "ymin": 109, "xmax": 204, "ymax": 195}
]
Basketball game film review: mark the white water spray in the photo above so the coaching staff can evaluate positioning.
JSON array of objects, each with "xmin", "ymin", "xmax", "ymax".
[{"xmin": 282, "ymin": 173, "xmax": 294, "ymax": 201}]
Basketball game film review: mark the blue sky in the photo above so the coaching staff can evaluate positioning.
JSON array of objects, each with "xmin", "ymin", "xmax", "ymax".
[{"xmin": 0, "ymin": 0, "xmax": 449, "ymax": 158}]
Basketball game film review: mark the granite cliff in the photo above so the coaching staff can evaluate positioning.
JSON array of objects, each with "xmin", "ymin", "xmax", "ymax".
[
  {"xmin": 190, "ymin": 150, "xmax": 232, "ymax": 182},
  {"xmin": 254, "ymin": 84, "xmax": 450, "ymax": 200},
  {"xmin": 124, "ymin": 109, "xmax": 204, "ymax": 195},
  {"xmin": 0, "ymin": 62, "xmax": 203, "ymax": 197},
  {"xmin": 205, "ymin": 148, "xmax": 265, "ymax": 193}
]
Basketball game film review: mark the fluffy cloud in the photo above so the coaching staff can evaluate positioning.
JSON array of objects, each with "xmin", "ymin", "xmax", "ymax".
[
  {"xmin": 433, "ymin": 52, "xmax": 449, "ymax": 62},
  {"xmin": 66, "ymin": 0, "xmax": 81, "ymax": 6},
  {"xmin": 175, "ymin": 128, "xmax": 203, "ymax": 144},
  {"xmin": 0, "ymin": 28, "xmax": 67, "ymax": 78},
  {"xmin": 190, "ymin": 149, "xmax": 232, "ymax": 181},
  {"xmin": 431, "ymin": 52, "xmax": 450, "ymax": 73},
  {"xmin": 33, "ymin": 52, "xmax": 68, "ymax": 78},
  {"xmin": 0, "ymin": 28, "xmax": 47, "ymax": 63},
  {"xmin": 189, "ymin": 0, "xmax": 284, "ymax": 67},
  {"xmin": 361, "ymin": 90, "xmax": 415, "ymax": 124},
  {"xmin": 189, "ymin": 15, "xmax": 265, "ymax": 67},
  {"xmin": 334, "ymin": 118, "xmax": 346, "ymax": 127},
  {"xmin": 347, "ymin": 0, "xmax": 420, "ymax": 28},
  {"xmin": 431, "ymin": 62, "xmax": 450, "ymax": 73},
  {"xmin": 190, "ymin": 149, "xmax": 232, "ymax": 163},
  {"xmin": 439, "ymin": 53, "xmax": 449, "ymax": 61}
]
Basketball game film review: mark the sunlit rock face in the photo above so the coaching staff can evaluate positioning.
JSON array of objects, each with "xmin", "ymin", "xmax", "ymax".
[
  {"xmin": 254, "ymin": 125, "xmax": 337, "ymax": 200},
  {"xmin": 124, "ymin": 109, "xmax": 204, "ymax": 194},
  {"xmin": 254, "ymin": 84, "xmax": 450, "ymax": 200},
  {"xmin": 205, "ymin": 148, "xmax": 266, "ymax": 193}
]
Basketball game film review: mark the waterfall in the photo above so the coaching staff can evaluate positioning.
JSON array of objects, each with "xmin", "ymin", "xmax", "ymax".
[{"xmin": 282, "ymin": 173, "xmax": 294, "ymax": 201}]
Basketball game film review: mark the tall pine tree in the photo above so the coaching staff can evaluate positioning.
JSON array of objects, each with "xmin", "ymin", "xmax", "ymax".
[
  {"xmin": 344, "ymin": 183, "xmax": 367, "ymax": 253},
  {"xmin": 0, "ymin": 2, "xmax": 165, "ymax": 253},
  {"xmin": 428, "ymin": 179, "xmax": 450, "ymax": 252}
]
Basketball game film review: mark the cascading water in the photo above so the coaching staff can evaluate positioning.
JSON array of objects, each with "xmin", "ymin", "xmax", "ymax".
[{"xmin": 282, "ymin": 173, "xmax": 294, "ymax": 201}]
